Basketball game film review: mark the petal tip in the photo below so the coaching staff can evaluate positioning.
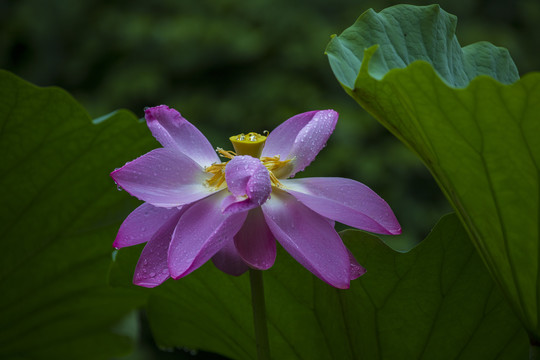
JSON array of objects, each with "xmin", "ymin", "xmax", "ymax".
[
  {"xmin": 144, "ymin": 104, "xmax": 172, "ymax": 118},
  {"xmin": 167, "ymin": 260, "xmax": 186, "ymax": 280},
  {"xmin": 316, "ymin": 109, "xmax": 339, "ymax": 125},
  {"xmin": 110, "ymin": 167, "xmax": 120, "ymax": 179},
  {"xmin": 112, "ymin": 238, "xmax": 121, "ymax": 249},
  {"xmin": 250, "ymin": 259, "xmax": 275, "ymax": 271},
  {"xmin": 319, "ymin": 109, "xmax": 338, "ymax": 117},
  {"xmin": 332, "ymin": 281, "xmax": 351, "ymax": 290},
  {"xmin": 384, "ymin": 222, "xmax": 402, "ymax": 235},
  {"xmin": 350, "ymin": 265, "xmax": 367, "ymax": 280},
  {"xmin": 144, "ymin": 105, "xmax": 187, "ymax": 131},
  {"xmin": 133, "ymin": 278, "xmax": 162, "ymax": 288},
  {"xmin": 167, "ymin": 253, "xmax": 196, "ymax": 280}
]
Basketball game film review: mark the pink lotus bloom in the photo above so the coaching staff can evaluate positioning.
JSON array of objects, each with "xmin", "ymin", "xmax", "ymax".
[{"xmin": 112, "ymin": 105, "xmax": 400, "ymax": 289}]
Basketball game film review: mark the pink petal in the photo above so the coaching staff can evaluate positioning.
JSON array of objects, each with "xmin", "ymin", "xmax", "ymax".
[
  {"xmin": 145, "ymin": 105, "xmax": 219, "ymax": 167},
  {"xmin": 234, "ymin": 208, "xmax": 276, "ymax": 270},
  {"xmin": 111, "ymin": 148, "xmax": 215, "ymax": 207},
  {"xmin": 282, "ymin": 177, "xmax": 401, "ymax": 235},
  {"xmin": 168, "ymin": 191, "xmax": 248, "ymax": 279},
  {"xmin": 261, "ymin": 190, "xmax": 351, "ymax": 289},
  {"xmin": 212, "ymin": 239, "xmax": 249, "ymax": 276},
  {"xmin": 347, "ymin": 248, "xmax": 366, "ymax": 280},
  {"xmin": 113, "ymin": 203, "xmax": 181, "ymax": 249},
  {"xmin": 262, "ymin": 110, "xmax": 338, "ymax": 177},
  {"xmin": 222, "ymin": 155, "xmax": 271, "ymax": 214},
  {"xmin": 133, "ymin": 208, "xmax": 186, "ymax": 288},
  {"xmin": 262, "ymin": 111, "xmax": 319, "ymax": 159}
]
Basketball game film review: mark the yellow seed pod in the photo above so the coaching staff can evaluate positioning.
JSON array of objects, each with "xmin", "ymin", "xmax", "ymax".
[{"xmin": 229, "ymin": 132, "xmax": 267, "ymax": 158}]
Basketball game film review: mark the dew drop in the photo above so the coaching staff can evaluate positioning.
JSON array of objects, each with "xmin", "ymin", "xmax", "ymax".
[
  {"xmin": 150, "ymin": 272, "xmax": 156, "ymax": 277},
  {"xmin": 162, "ymin": 268, "xmax": 168, "ymax": 274},
  {"xmin": 143, "ymin": 259, "xmax": 148, "ymax": 265}
]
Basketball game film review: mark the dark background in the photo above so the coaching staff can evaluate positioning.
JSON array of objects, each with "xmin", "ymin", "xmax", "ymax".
[{"xmin": 2, "ymin": 0, "xmax": 538, "ymax": 358}]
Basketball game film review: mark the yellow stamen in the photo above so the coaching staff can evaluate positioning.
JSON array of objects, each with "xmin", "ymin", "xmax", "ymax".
[
  {"xmin": 204, "ymin": 162, "xmax": 227, "ymax": 189},
  {"xmin": 261, "ymin": 155, "xmax": 292, "ymax": 188},
  {"xmin": 216, "ymin": 148, "xmax": 236, "ymax": 160}
]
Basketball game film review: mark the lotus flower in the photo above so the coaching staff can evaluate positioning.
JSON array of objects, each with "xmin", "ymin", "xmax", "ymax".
[{"xmin": 112, "ymin": 105, "xmax": 400, "ymax": 289}]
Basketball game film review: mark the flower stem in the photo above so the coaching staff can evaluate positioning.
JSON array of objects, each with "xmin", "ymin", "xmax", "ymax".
[{"xmin": 249, "ymin": 269, "xmax": 271, "ymax": 360}]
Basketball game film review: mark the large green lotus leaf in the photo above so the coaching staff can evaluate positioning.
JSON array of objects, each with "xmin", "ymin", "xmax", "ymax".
[
  {"xmin": 326, "ymin": 4, "xmax": 519, "ymax": 88},
  {"xmin": 0, "ymin": 70, "xmax": 154, "ymax": 359},
  {"xmin": 111, "ymin": 214, "xmax": 527, "ymax": 359},
  {"xmin": 325, "ymin": 4, "xmax": 540, "ymax": 341}
]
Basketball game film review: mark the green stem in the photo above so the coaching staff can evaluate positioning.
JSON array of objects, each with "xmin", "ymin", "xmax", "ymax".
[{"xmin": 249, "ymin": 269, "xmax": 271, "ymax": 360}]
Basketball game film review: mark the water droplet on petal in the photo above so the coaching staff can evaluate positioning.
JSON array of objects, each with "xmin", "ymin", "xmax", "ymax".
[
  {"xmin": 150, "ymin": 272, "xmax": 156, "ymax": 277},
  {"xmin": 143, "ymin": 259, "xmax": 148, "ymax": 265}
]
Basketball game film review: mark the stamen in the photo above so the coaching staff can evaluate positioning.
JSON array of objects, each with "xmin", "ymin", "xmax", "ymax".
[
  {"xmin": 204, "ymin": 162, "xmax": 227, "ymax": 189},
  {"xmin": 261, "ymin": 155, "xmax": 291, "ymax": 170},
  {"xmin": 269, "ymin": 171, "xmax": 282, "ymax": 187},
  {"xmin": 261, "ymin": 155, "xmax": 292, "ymax": 188},
  {"xmin": 216, "ymin": 148, "xmax": 236, "ymax": 160}
]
